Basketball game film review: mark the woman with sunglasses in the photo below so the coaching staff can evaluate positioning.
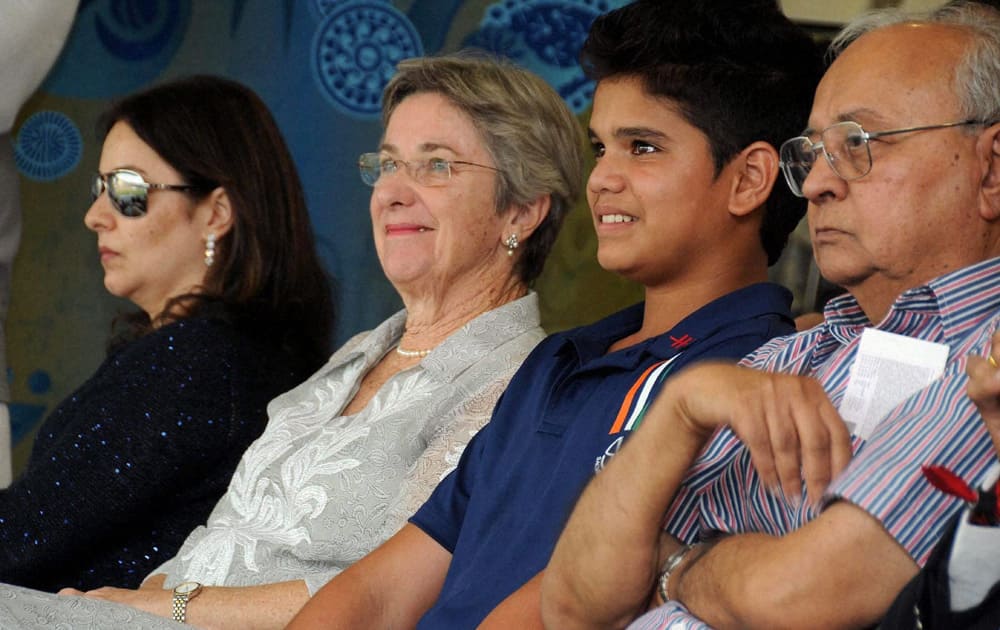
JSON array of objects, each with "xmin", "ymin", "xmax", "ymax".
[{"xmin": 0, "ymin": 75, "xmax": 334, "ymax": 593}]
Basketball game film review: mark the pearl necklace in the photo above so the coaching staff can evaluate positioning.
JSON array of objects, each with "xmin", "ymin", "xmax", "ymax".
[{"xmin": 396, "ymin": 345, "xmax": 433, "ymax": 358}]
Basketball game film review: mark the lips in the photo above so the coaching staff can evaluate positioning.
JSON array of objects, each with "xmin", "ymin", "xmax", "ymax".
[
  {"xmin": 385, "ymin": 223, "xmax": 433, "ymax": 235},
  {"xmin": 593, "ymin": 200, "xmax": 638, "ymax": 226},
  {"xmin": 599, "ymin": 213, "xmax": 637, "ymax": 224},
  {"xmin": 98, "ymin": 246, "xmax": 118, "ymax": 262},
  {"xmin": 812, "ymin": 226, "xmax": 847, "ymax": 238}
]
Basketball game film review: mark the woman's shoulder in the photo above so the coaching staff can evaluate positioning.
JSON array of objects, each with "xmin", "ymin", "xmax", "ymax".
[
  {"xmin": 121, "ymin": 316, "xmax": 242, "ymax": 355},
  {"xmin": 110, "ymin": 317, "xmax": 279, "ymax": 379}
]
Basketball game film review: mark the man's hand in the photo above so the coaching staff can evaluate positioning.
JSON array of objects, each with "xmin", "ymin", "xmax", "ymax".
[
  {"xmin": 543, "ymin": 362, "xmax": 853, "ymax": 629},
  {"xmin": 662, "ymin": 362, "xmax": 852, "ymax": 504}
]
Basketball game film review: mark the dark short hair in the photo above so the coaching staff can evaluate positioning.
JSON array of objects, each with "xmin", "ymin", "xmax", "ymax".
[
  {"xmin": 98, "ymin": 75, "xmax": 334, "ymax": 373},
  {"xmin": 581, "ymin": 0, "xmax": 823, "ymax": 265},
  {"xmin": 382, "ymin": 55, "xmax": 584, "ymax": 284}
]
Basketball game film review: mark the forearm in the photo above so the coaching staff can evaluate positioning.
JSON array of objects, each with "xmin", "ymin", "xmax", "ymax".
[
  {"xmin": 185, "ymin": 581, "xmax": 310, "ymax": 630},
  {"xmin": 479, "ymin": 572, "xmax": 544, "ymax": 629},
  {"xmin": 674, "ymin": 504, "xmax": 918, "ymax": 629},
  {"xmin": 288, "ymin": 524, "xmax": 451, "ymax": 629},
  {"xmin": 72, "ymin": 578, "xmax": 309, "ymax": 630},
  {"xmin": 542, "ymin": 388, "xmax": 708, "ymax": 629},
  {"xmin": 288, "ymin": 569, "xmax": 395, "ymax": 630}
]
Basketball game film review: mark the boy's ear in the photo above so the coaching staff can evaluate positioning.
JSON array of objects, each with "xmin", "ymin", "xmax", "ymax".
[{"xmin": 728, "ymin": 141, "xmax": 779, "ymax": 218}]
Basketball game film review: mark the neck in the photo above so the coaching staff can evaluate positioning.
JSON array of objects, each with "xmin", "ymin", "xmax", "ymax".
[
  {"xmin": 398, "ymin": 277, "xmax": 526, "ymax": 351},
  {"xmin": 610, "ymin": 263, "xmax": 767, "ymax": 353},
  {"xmin": 849, "ymin": 277, "xmax": 910, "ymax": 326}
]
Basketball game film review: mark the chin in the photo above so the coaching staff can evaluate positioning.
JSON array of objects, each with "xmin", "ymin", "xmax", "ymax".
[{"xmin": 102, "ymin": 278, "xmax": 132, "ymax": 301}]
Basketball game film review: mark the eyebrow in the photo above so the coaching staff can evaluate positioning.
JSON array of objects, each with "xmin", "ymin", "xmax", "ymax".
[
  {"xmin": 378, "ymin": 142, "xmax": 460, "ymax": 155},
  {"xmin": 99, "ymin": 165, "xmax": 149, "ymax": 175},
  {"xmin": 803, "ymin": 108, "xmax": 890, "ymax": 136},
  {"xmin": 588, "ymin": 126, "xmax": 670, "ymax": 143}
]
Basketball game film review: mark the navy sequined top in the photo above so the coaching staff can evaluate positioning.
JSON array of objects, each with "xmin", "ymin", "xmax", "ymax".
[{"xmin": 0, "ymin": 316, "xmax": 304, "ymax": 591}]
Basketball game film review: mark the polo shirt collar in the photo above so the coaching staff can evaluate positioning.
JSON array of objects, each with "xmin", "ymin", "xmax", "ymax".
[
  {"xmin": 822, "ymin": 256, "xmax": 1000, "ymax": 348},
  {"xmin": 563, "ymin": 282, "xmax": 793, "ymax": 371}
]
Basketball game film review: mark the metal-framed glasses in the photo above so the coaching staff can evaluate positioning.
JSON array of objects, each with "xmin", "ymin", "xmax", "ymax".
[
  {"xmin": 358, "ymin": 153, "xmax": 500, "ymax": 187},
  {"xmin": 91, "ymin": 169, "xmax": 199, "ymax": 218},
  {"xmin": 779, "ymin": 119, "xmax": 986, "ymax": 198}
]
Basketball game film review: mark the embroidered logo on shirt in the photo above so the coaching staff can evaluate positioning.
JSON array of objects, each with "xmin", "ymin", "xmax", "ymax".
[{"xmin": 670, "ymin": 334, "xmax": 694, "ymax": 349}]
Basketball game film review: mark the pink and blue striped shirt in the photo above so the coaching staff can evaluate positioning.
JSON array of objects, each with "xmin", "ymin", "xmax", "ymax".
[{"xmin": 634, "ymin": 257, "xmax": 1000, "ymax": 629}]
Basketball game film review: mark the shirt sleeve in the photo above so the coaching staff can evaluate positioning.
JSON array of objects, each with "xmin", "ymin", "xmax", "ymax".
[
  {"xmin": 662, "ymin": 429, "xmax": 744, "ymax": 543},
  {"xmin": 626, "ymin": 600, "xmax": 713, "ymax": 629},
  {"xmin": 387, "ymin": 375, "xmax": 509, "ymax": 538},
  {"xmin": 409, "ymin": 400, "xmax": 498, "ymax": 553},
  {"xmin": 827, "ymin": 365, "xmax": 998, "ymax": 566}
]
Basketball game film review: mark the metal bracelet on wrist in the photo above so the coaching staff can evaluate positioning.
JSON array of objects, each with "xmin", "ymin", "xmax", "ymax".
[{"xmin": 657, "ymin": 543, "xmax": 696, "ymax": 603}]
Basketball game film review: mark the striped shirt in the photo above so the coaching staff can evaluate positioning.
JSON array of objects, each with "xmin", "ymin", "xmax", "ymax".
[{"xmin": 633, "ymin": 257, "xmax": 1000, "ymax": 629}]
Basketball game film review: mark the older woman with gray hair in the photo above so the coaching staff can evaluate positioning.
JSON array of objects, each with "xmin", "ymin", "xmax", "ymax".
[{"xmin": 0, "ymin": 55, "xmax": 583, "ymax": 629}]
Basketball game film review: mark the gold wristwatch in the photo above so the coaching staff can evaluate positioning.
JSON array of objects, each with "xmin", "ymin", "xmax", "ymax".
[{"xmin": 171, "ymin": 581, "xmax": 203, "ymax": 624}]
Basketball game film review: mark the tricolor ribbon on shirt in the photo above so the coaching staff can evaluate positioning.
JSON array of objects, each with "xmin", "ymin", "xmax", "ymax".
[{"xmin": 608, "ymin": 353, "xmax": 683, "ymax": 434}]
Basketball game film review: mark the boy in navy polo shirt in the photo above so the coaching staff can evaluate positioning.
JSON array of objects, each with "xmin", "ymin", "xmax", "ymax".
[{"xmin": 288, "ymin": 1, "xmax": 822, "ymax": 628}]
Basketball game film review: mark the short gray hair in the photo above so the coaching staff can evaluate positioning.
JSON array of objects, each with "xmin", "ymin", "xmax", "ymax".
[
  {"xmin": 382, "ymin": 54, "xmax": 584, "ymax": 284},
  {"xmin": 830, "ymin": 1, "xmax": 1000, "ymax": 125}
]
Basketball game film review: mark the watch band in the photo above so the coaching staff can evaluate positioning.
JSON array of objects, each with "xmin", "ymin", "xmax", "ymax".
[
  {"xmin": 657, "ymin": 543, "xmax": 695, "ymax": 603},
  {"xmin": 172, "ymin": 582, "xmax": 202, "ymax": 624}
]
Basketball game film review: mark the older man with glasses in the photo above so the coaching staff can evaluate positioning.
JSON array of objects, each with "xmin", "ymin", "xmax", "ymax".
[{"xmin": 543, "ymin": 2, "xmax": 1000, "ymax": 629}]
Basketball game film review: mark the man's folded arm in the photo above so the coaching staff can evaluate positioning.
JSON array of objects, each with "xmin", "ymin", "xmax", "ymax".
[{"xmin": 672, "ymin": 501, "xmax": 918, "ymax": 629}]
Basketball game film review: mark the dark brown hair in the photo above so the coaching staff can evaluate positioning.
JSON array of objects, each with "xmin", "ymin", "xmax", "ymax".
[{"xmin": 98, "ymin": 75, "xmax": 334, "ymax": 373}]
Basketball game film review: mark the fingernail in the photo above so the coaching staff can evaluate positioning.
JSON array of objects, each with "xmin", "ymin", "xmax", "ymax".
[{"xmin": 990, "ymin": 356, "xmax": 997, "ymax": 368}]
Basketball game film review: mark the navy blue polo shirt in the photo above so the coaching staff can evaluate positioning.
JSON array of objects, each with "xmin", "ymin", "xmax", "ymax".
[{"xmin": 411, "ymin": 282, "xmax": 795, "ymax": 628}]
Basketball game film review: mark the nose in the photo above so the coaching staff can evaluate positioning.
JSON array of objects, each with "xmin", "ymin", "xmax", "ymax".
[
  {"xmin": 799, "ymin": 149, "xmax": 848, "ymax": 203},
  {"xmin": 587, "ymin": 154, "xmax": 626, "ymax": 197},
  {"xmin": 371, "ymin": 170, "xmax": 417, "ymax": 211},
  {"xmin": 84, "ymin": 190, "xmax": 115, "ymax": 233}
]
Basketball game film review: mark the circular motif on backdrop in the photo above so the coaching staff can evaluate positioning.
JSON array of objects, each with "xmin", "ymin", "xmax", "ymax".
[
  {"xmin": 465, "ymin": 0, "xmax": 620, "ymax": 114},
  {"xmin": 42, "ymin": 0, "xmax": 190, "ymax": 99},
  {"xmin": 14, "ymin": 112, "xmax": 83, "ymax": 182},
  {"xmin": 95, "ymin": 0, "xmax": 184, "ymax": 60},
  {"xmin": 312, "ymin": 0, "xmax": 390, "ymax": 20},
  {"xmin": 312, "ymin": 0, "xmax": 424, "ymax": 119}
]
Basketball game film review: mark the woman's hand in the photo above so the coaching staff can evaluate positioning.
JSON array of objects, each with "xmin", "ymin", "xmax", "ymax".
[{"xmin": 58, "ymin": 583, "xmax": 172, "ymax": 619}]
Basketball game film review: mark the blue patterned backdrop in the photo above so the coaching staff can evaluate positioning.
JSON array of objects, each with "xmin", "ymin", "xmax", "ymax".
[{"xmin": 9, "ymin": 0, "xmax": 649, "ymax": 470}]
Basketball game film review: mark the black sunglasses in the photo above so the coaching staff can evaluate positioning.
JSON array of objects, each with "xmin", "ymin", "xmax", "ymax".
[{"xmin": 91, "ymin": 169, "xmax": 199, "ymax": 218}]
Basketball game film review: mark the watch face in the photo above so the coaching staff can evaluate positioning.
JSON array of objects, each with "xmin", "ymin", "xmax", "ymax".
[{"xmin": 175, "ymin": 581, "xmax": 200, "ymax": 595}]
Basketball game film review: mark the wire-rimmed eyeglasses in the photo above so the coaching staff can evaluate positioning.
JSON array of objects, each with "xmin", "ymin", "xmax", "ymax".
[
  {"xmin": 779, "ymin": 119, "xmax": 987, "ymax": 198},
  {"xmin": 91, "ymin": 169, "xmax": 200, "ymax": 218},
  {"xmin": 358, "ymin": 153, "xmax": 499, "ymax": 187}
]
